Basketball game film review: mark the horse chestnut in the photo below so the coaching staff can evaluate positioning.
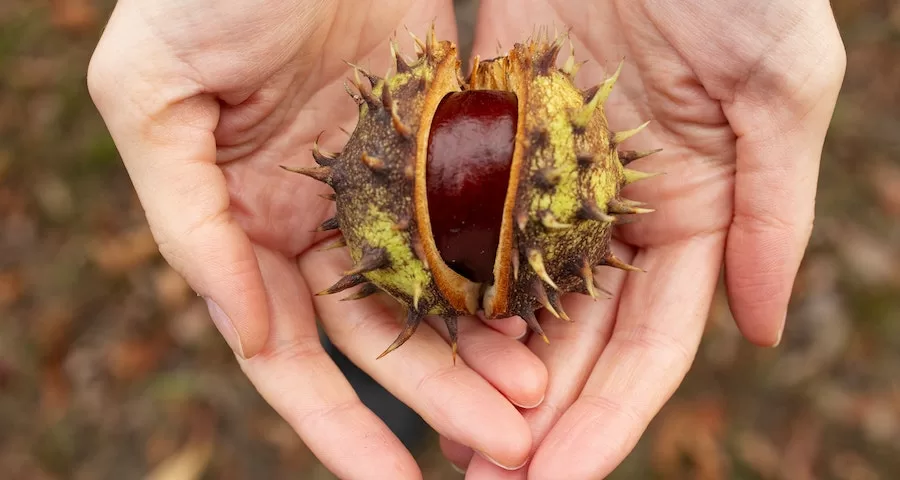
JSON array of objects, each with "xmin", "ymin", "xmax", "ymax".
[
  {"xmin": 426, "ymin": 90, "xmax": 518, "ymax": 284},
  {"xmin": 282, "ymin": 27, "xmax": 661, "ymax": 359}
]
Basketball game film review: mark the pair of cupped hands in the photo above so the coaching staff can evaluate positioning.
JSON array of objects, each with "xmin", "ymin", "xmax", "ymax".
[{"xmin": 87, "ymin": 0, "xmax": 845, "ymax": 478}]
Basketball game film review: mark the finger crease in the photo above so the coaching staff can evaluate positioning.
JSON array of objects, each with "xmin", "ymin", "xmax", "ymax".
[
  {"xmin": 731, "ymin": 208, "xmax": 798, "ymax": 236},
  {"xmin": 578, "ymin": 392, "xmax": 643, "ymax": 434},
  {"xmin": 297, "ymin": 398, "xmax": 365, "ymax": 431},
  {"xmin": 256, "ymin": 335, "xmax": 330, "ymax": 366},
  {"xmin": 415, "ymin": 365, "xmax": 458, "ymax": 399},
  {"xmin": 154, "ymin": 207, "xmax": 231, "ymax": 266},
  {"xmin": 611, "ymin": 324, "xmax": 694, "ymax": 367}
]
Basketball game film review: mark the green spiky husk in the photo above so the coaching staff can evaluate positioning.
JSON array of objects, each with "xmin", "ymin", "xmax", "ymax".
[
  {"xmin": 285, "ymin": 27, "xmax": 659, "ymax": 358},
  {"xmin": 471, "ymin": 40, "xmax": 628, "ymax": 327}
]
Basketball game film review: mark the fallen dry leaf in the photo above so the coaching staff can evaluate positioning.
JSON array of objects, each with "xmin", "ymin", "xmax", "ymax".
[
  {"xmin": 0, "ymin": 269, "xmax": 24, "ymax": 308},
  {"xmin": 856, "ymin": 394, "xmax": 899, "ymax": 446},
  {"xmin": 30, "ymin": 302, "xmax": 74, "ymax": 354},
  {"xmin": 831, "ymin": 451, "xmax": 881, "ymax": 480},
  {"xmin": 892, "ymin": 2, "xmax": 900, "ymax": 31},
  {"xmin": 154, "ymin": 265, "xmax": 192, "ymax": 311},
  {"xmin": 40, "ymin": 359, "xmax": 70, "ymax": 422},
  {"xmin": 7, "ymin": 57, "xmax": 66, "ymax": 90},
  {"xmin": 250, "ymin": 411, "xmax": 316, "ymax": 469},
  {"xmin": 870, "ymin": 159, "xmax": 900, "ymax": 218},
  {"xmin": 792, "ymin": 253, "xmax": 840, "ymax": 299},
  {"xmin": 34, "ymin": 174, "xmax": 73, "ymax": 221},
  {"xmin": 829, "ymin": 223, "xmax": 899, "ymax": 287},
  {"xmin": 145, "ymin": 405, "xmax": 215, "ymax": 480},
  {"xmin": 32, "ymin": 303, "xmax": 76, "ymax": 421},
  {"xmin": 0, "ymin": 149, "xmax": 10, "ymax": 181},
  {"xmin": 144, "ymin": 428, "xmax": 181, "ymax": 469},
  {"xmin": 651, "ymin": 397, "xmax": 729, "ymax": 480},
  {"xmin": 49, "ymin": 0, "xmax": 97, "ymax": 31},
  {"xmin": 812, "ymin": 383, "xmax": 856, "ymax": 426},
  {"xmin": 778, "ymin": 415, "xmax": 822, "ymax": 480},
  {"xmin": 736, "ymin": 431, "xmax": 781, "ymax": 479},
  {"xmin": 167, "ymin": 300, "xmax": 213, "ymax": 348},
  {"xmin": 702, "ymin": 284, "xmax": 741, "ymax": 369},
  {"xmin": 89, "ymin": 225, "xmax": 159, "ymax": 275},
  {"xmin": 0, "ymin": 442, "xmax": 58, "ymax": 480},
  {"xmin": 771, "ymin": 292, "xmax": 850, "ymax": 387},
  {"xmin": 144, "ymin": 436, "xmax": 214, "ymax": 480},
  {"xmin": 0, "ymin": 358, "xmax": 13, "ymax": 390},
  {"xmin": 107, "ymin": 333, "xmax": 171, "ymax": 382}
]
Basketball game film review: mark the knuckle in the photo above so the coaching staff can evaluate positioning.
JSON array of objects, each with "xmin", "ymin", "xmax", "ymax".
[
  {"xmin": 740, "ymin": 27, "xmax": 847, "ymax": 113},
  {"xmin": 153, "ymin": 235, "xmax": 180, "ymax": 266},
  {"xmin": 150, "ymin": 209, "xmax": 229, "ymax": 276},
  {"xmin": 733, "ymin": 207, "xmax": 814, "ymax": 253},
  {"xmin": 826, "ymin": 37, "xmax": 848, "ymax": 85},
  {"xmin": 260, "ymin": 336, "xmax": 329, "ymax": 367},
  {"xmin": 733, "ymin": 209, "xmax": 795, "ymax": 237},
  {"xmin": 86, "ymin": 46, "xmax": 117, "ymax": 107},
  {"xmin": 806, "ymin": 34, "xmax": 848, "ymax": 99},
  {"xmin": 810, "ymin": 35, "xmax": 847, "ymax": 97}
]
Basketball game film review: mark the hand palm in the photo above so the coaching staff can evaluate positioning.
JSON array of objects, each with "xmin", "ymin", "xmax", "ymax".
[
  {"xmin": 212, "ymin": 9, "xmax": 447, "ymax": 255},
  {"xmin": 444, "ymin": 0, "xmax": 843, "ymax": 477},
  {"xmin": 141, "ymin": 0, "xmax": 552, "ymax": 475}
]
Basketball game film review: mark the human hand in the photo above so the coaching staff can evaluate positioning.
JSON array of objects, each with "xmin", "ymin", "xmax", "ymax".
[
  {"xmin": 87, "ymin": 1, "xmax": 548, "ymax": 477},
  {"xmin": 441, "ymin": 0, "xmax": 846, "ymax": 477}
]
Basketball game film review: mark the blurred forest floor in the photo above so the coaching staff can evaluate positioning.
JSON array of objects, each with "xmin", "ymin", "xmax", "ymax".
[{"xmin": 1, "ymin": 0, "xmax": 899, "ymax": 479}]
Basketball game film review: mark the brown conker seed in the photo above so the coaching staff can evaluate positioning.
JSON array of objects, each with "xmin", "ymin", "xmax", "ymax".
[{"xmin": 425, "ymin": 90, "xmax": 518, "ymax": 284}]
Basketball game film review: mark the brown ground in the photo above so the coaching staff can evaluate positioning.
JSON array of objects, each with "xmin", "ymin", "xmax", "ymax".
[{"xmin": 1, "ymin": 0, "xmax": 898, "ymax": 478}]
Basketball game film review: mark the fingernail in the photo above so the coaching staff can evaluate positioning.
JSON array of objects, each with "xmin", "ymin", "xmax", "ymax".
[
  {"xmin": 772, "ymin": 312, "xmax": 787, "ymax": 347},
  {"xmin": 205, "ymin": 297, "xmax": 245, "ymax": 358},
  {"xmin": 450, "ymin": 462, "xmax": 466, "ymax": 474},
  {"xmin": 515, "ymin": 328, "xmax": 529, "ymax": 342},
  {"xmin": 512, "ymin": 394, "xmax": 544, "ymax": 409},
  {"xmin": 476, "ymin": 451, "xmax": 527, "ymax": 471}
]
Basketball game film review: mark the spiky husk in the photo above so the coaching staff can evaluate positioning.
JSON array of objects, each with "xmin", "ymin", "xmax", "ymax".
[{"xmin": 283, "ymin": 26, "xmax": 660, "ymax": 359}]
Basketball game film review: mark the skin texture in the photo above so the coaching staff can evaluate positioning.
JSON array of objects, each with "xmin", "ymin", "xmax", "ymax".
[{"xmin": 87, "ymin": 0, "xmax": 845, "ymax": 479}]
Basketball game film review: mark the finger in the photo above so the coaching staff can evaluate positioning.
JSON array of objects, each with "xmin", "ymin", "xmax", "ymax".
[
  {"xmin": 465, "ymin": 242, "xmax": 635, "ymax": 479},
  {"xmin": 528, "ymin": 233, "xmax": 725, "ymax": 479},
  {"xmin": 87, "ymin": 10, "xmax": 268, "ymax": 357},
  {"xmin": 425, "ymin": 315, "xmax": 547, "ymax": 409},
  {"xmin": 482, "ymin": 314, "xmax": 528, "ymax": 339},
  {"xmin": 239, "ymin": 246, "xmax": 420, "ymax": 479},
  {"xmin": 469, "ymin": 0, "xmax": 562, "ymax": 63},
  {"xmin": 439, "ymin": 435, "xmax": 474, "ymax": 474},
  {"xmin": 722, "ymin": 5, "xmax": 846, "ymax": 347},
  {"xmin": 299, "ymin": 247, "xmax": 533, "ymax": 470}
]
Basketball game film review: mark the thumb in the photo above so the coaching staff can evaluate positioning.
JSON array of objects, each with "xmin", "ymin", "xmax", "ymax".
[
  {"xmin": 722, "ymin": 3, "xmax": 845, "ymax": 347},
  {"xmin": 87, "ymin": 9, "xmax": 270, "ymax": 358}
]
